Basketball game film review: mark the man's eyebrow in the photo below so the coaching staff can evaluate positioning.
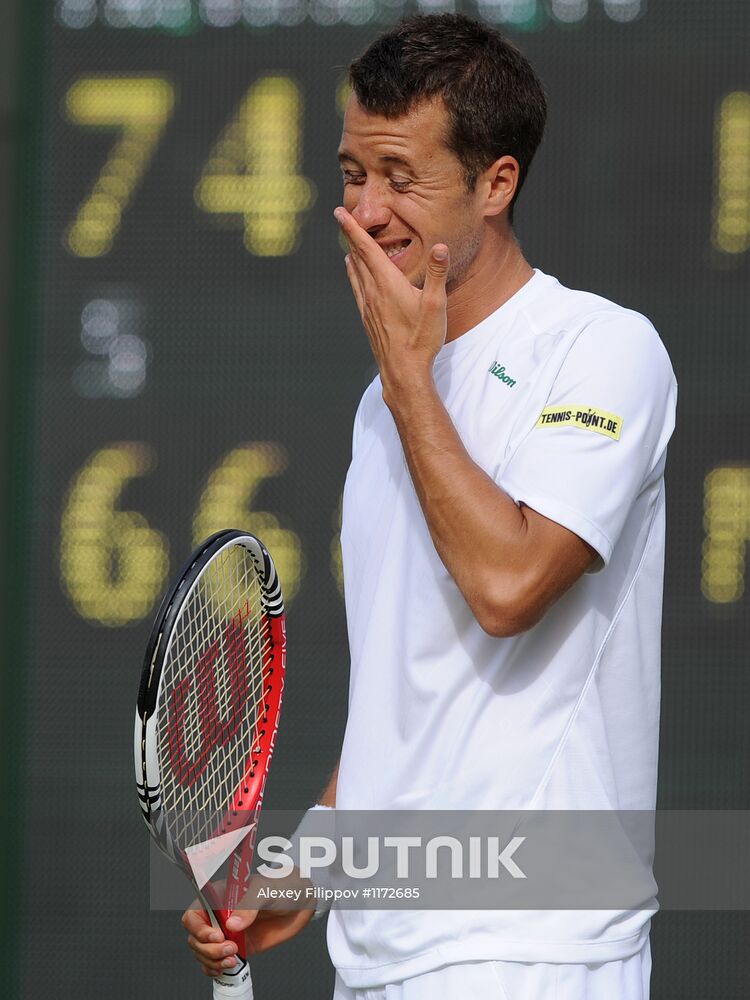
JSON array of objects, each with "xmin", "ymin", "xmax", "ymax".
[
  {"xmin": 337, "ymin": 151, "xmax": 415, "ymax": 171},
  {"xmin": 377, "ymin": 154, "xmax": 414, "ymax": 170}
]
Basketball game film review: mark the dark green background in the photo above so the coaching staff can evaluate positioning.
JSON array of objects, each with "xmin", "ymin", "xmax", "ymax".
[{"xmin": 5, "ymin": 2, "xmax": 748, "ymax": 997}]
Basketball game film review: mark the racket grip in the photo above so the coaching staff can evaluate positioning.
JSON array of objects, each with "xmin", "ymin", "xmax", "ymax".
[
  {"xmin": 212, "ymin": 909, "xmax": 252, "ymax": 998},
  {"xmin": 212, "ymin": 960, "xmax": 254, "ymax": 999}
]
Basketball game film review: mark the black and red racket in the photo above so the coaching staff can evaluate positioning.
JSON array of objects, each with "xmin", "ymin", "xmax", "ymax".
[{"xmin": 135, "ymin": 529, "xmax": 286, "ymax": 998}]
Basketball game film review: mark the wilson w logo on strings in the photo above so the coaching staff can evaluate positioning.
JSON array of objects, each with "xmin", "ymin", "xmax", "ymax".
[{"xmin": 168, "ymin": 605, "xmax": 256, "ymax": 787}]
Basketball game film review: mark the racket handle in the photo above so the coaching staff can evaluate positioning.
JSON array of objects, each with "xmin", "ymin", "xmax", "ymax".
[
  {"xmin": 212, "ymin": 960, "xmax": 254, "ymax": 999},
  {"xmin": 202, "ymin": 905, "xmax": 254, "ymax": 998}
]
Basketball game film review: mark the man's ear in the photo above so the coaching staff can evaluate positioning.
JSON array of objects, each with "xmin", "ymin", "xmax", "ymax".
[{"xmin": 481, "ymin": 155, "xmax": 520, "ymax": 218}]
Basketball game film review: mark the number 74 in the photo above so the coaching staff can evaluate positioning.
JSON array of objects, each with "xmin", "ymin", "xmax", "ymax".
[{"xmin": 65, "ymin": 74, "xmax": 316, "ymax": 259}]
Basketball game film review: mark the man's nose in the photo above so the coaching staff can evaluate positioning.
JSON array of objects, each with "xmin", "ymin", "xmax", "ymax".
[{"xmin": 350, "ymin": 180, "xmax": 391, "ymax": 233}]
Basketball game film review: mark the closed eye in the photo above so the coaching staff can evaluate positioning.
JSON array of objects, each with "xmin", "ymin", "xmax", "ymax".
[{"xmin": 341, "ymin": 171, "xmax": 412, "ymax": 192}]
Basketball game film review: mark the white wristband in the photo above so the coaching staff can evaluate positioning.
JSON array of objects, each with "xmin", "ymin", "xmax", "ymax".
[{"xmin": 288, "ymin": 804, "xmax": 335, "ymax": 920}]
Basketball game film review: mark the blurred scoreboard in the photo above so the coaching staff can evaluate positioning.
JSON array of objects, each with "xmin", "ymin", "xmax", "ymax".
[{"xmin": 6, "ymin": 1, "xmax": 750, "ymax": 998}]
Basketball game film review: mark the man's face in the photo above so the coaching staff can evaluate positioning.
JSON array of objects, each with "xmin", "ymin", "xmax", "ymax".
[{"xmin": 338, "ymin": 96, "xmax": 486, "ymax": 291}]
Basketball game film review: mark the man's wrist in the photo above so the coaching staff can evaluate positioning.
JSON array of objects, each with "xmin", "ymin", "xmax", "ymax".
[
  {"xmin": 381, "ymin": 365, "xmax": 437, "ymax": 414},
  {"xmin": 288, "ymin": 804, "xmax": 335, "ymax": 920}
]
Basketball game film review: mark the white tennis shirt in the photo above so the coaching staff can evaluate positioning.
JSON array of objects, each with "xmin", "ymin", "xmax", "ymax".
[{"xmin": 329, "ymin": 269, "xmax": 677, "ymax": 986}]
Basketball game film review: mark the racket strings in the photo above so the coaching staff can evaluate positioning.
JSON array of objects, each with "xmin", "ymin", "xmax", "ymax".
[{"xmin": 156, "ymin": 544, "xmax": 273, "ymax": 849}]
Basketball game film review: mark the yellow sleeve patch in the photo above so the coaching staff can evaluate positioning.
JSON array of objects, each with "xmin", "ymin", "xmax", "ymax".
[{"xmin": 536, "ymin": 405, "xmax": 623, "ymax": 440}]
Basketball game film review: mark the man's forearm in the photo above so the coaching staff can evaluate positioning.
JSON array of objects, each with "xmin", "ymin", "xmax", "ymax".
[
  {"xmin": 384, "ymin": 374, "xmax": 531, "ymax": 629},
  {"xmin": 383, "ymin": 373, "xmax": 595, "ymax": 636}
]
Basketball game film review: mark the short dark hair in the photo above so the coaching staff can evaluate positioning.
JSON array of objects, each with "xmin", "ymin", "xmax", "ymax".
[{"xmin": 348, "ymin": 13, "xmax": 547, "ymax": 223}]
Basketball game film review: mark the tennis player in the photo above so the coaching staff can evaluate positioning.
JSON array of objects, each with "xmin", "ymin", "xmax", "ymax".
[{"xmin": 183, "ymin": 13, "xmax": 677, "ymax": 998}]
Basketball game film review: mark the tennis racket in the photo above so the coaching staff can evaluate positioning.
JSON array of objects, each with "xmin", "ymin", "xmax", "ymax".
[{"xmin": 135, "ymin": 529, "xmax": 286, "ymax": 998}]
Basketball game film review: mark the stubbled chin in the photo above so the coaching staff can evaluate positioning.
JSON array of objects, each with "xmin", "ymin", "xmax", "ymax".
[
  {"xmin": 402, "ymin": 266, "xmax": 425, "ymax": 289},
  {"xmin": 403, "ymin": 256, "xmax": 427, "ymax": 289}
]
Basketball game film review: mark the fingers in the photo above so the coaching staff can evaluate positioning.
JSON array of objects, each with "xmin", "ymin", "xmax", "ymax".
[
  {"xmin": 225, "ymin": 909, "xmax": 259, "ymax": 933},
  {"xmin": 334, "ymin": 207, "xmax": 371, "ymax": 260},
  {"xmin": 335, "ymin": 207, "xmax": 449, "ymax": 371},
  {"xmin": 181, "ymin": 908, "xmax": 239, "ymax": 978},
  {"xmin": 181, "ymin": 906, "xmax": 260, "ymax": 979},
  {"xmin": 344, "ymin": 254, "xmax": 366, "ymax": 315},
  {"xmin": 181, "ymin": 906, "xmax": 219, "ymax": 940},
  {"xmin": 334, "ymin": 207, "xmax": 387, "ymax": 286},
  {"xmin": 423, "ymin": 244, "xmax": 450, "ymax": 304},
  {"xmin": 188, "ymin": 931, "xmax": 240, "ymax": 977}
]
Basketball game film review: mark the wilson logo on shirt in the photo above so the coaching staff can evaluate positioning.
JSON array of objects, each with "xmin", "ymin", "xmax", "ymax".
[
  {"xmin": 536, "ymin": 405, "xmax": 623, "ymax": 440},
  {"xmin": 488, "ymin": 361, "xmax": 517, "ymax": 387}
]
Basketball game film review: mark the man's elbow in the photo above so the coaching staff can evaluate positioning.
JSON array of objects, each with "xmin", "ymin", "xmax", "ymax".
[
  {"xmin": 469, "ymin": 526, "xmax": 598, "ymax": 637},
  {"xmin": 472, "ymin": 581, "xmax": 545, "ymax": 638}
]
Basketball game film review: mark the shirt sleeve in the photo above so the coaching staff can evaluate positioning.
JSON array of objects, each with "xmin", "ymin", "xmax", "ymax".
[{"xmin": 498, "ymin": 312, "xmax": 677, "ymax": 566}]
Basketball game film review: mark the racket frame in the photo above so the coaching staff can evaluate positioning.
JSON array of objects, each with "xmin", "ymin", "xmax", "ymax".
[{"xmin": 135, "ymin": 529, "xmax": 286, "ymax": 995}]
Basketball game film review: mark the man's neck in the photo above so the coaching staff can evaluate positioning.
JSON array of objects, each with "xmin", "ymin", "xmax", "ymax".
[{"xmin": 445, "ymin": 237, "xmax": 535, "ymax": 344}]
